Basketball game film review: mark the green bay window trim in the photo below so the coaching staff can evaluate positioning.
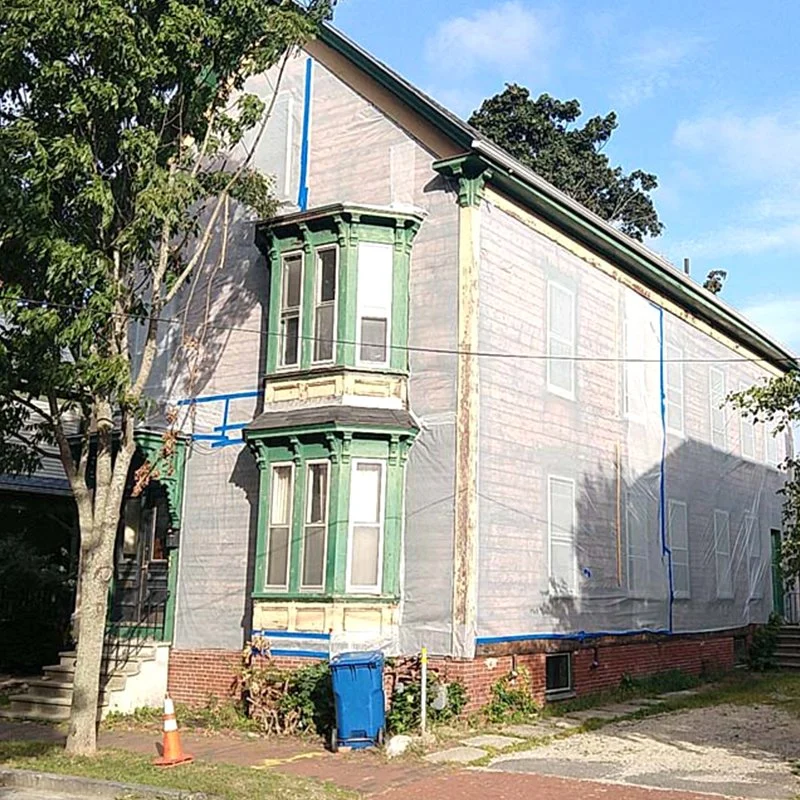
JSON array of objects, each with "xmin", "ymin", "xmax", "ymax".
[
  {"xmin": 245, "ymin": 424, "xmax": 415, "ymax": 600},
  {"xmin": 255, "ymin": 204, "xmax": 423, "ymax": 375}
]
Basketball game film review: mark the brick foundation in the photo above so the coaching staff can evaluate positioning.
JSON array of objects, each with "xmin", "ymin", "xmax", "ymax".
[{"xmin": 167, "ymin": 631, "xmax": 737, "ymax": 711}]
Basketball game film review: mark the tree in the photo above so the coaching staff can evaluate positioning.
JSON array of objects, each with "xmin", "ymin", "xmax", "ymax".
[
  {"xmin": 469, "ymin": 84, "xmax": 663, "ymax": 241},
  {"xmin": 703, "ymin": 269, "xmax": 728, "ymax": 295},
  {"xmin": 730, "ymin": 377, "xmax": 799, "ymax": 576},
  {"xmin": 0, "ymin": 0, "xmax": 333, "ymax": 755}
]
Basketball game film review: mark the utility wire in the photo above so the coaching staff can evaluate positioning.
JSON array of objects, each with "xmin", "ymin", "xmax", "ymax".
[{"xmin": 5, "ymin": 295, "xmax": 796, "ymax": 367}]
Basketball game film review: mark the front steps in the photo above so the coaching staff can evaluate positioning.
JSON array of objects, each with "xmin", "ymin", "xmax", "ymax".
[
  {"xmin": 775, "ymin": 625, "xmax": 800, "ymax": 669},
  {"xmin": 0, "ymin": 640, "xmax": 169, "ymax": 722}
]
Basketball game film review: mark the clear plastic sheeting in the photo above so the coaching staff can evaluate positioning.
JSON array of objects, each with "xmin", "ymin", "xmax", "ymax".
[{"xmin": 477, "ymin": 199, "xmax": 789, "ymax": 646}]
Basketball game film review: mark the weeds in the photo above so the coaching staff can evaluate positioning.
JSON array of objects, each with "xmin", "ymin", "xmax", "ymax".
[{"xmin": 484, "ymin": 667, "xmax": 538, "ymax": 723}]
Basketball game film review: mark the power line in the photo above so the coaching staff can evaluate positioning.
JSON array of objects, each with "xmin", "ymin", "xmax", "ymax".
[{"xmin": 5, "ymin": 295, "xmax": 795, "ymax": 367}]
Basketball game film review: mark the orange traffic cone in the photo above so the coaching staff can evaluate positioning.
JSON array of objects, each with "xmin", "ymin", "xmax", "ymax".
[{"xmin": 153, "ymin": 695, "xmax": 193, "ymax": 767}]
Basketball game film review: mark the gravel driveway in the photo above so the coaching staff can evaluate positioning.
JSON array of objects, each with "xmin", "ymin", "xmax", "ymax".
[{"xmin": 489, "ymin": 703, "xmax": 800, "ymax": 799}]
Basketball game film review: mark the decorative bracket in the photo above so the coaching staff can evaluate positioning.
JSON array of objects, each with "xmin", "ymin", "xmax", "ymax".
[
  {"xmin": 433, "ymin": 154, "xmax": 493, "ymax": 208},
  {"xmin": 134, "ymin": 431, "xmax": 187, "ymax": 530}
]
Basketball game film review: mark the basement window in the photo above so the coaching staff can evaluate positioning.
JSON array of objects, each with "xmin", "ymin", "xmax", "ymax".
[{"xmin": 545, "ymin": 653, "xmax": 573, "ymax": 699}]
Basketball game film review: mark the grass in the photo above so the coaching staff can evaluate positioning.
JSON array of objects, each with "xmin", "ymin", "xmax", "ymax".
[
  {"xmin": 0, "ymin": 741, "xmax": 356, "ymax": 800},
  {"xmin": 104, "ymin": 699, "xmax": 261, "ymax": 735}
]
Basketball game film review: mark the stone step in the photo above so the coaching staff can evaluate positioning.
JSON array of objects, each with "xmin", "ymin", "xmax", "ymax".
[
  {"xmin": 774, "ymin": 649, "xmax": 800, "ymax": 661},
  {"xmin": 24, "ymin": 679, "xmax": 120, "ymax": 701},
  {"xmin": 43, "ymin": 661, "xmax": 142, "ymax": 683},
  {"xmin": 58, "ymin": 646, "xmax": 156, "ymax": 670},
  {"xmin": 7, "ymin": 692, "xmax": 108, "ymax": 721},
  {"xmin": 777, "ymin": 660, "xmax": 800, "ymax": 670}
]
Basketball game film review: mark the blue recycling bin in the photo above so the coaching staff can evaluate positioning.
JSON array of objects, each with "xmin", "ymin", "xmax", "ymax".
[{"xmin": 329, "ymin": 651, "xmax": 385, "ymax": 750}]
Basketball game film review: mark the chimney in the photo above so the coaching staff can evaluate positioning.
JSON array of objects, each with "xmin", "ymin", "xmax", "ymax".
[{"xmin": 683, "ymin": 257, "xmax": 691, "ymax": 276}]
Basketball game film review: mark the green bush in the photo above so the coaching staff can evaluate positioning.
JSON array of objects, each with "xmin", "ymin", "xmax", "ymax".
[
  {"xmin": 748, "ymin": 612, "xmax": 783, "ymax": 671},
  {"xmin": 387, "ymin": 677, "xmax": 468, "ymax": 734},
  {"xmin": 279, "ymin": 662, "xmax": 335, "ymax": 735},
  {"xmin": 485, "ymin": 668, "xmax": 538, "ymax": 723}
]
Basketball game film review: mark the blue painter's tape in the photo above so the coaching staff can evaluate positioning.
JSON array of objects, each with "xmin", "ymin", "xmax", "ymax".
[
  {"xmin": 271, "ymin": 649, "xmax": 329, "ymax": 659},
  {"xmin": 252, "ymin": 629, "xmax": 331, "ymax": 641},
  {"xmin": 658, "ymin": 307, "xmax": 674, "ymax": 633},
  {"xmin": 297, "ymin": 57, "xmax": 312, "ymax": 211},
  {"xmin": 475, "ymin": 629, "xmax": 670, "ymax": 646},
  {"xmin": 177, "ymin": 390, "xmax": 259, "ymax": 406}
]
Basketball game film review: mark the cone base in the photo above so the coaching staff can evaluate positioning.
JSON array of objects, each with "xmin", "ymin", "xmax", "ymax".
[{"xmin": 153, "ymin": 754, "xmax": 194, "ymax": 768}]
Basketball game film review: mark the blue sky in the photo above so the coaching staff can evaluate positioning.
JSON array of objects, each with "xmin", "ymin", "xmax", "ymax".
[{"xmin": 332, "ymin": 0, "xmax": 800, "ymax": 351}]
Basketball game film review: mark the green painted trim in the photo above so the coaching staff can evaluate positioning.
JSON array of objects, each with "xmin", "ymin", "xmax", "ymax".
[
  {"xmin": 134, "ymin": 432, "xmax": 187, "ymax": 530},
  {"xmin": 256, "ymin": 205, "xmax": 423, "ymax": 378},
  {"xmin": 251, "ymin": 593, "xmax": 399, "ymax": 604},
  {"xmin": 245, "ymin": 421, "xmax": 418, "ymax": 441},
  {"xmin": 162, "ymin": 548, "xmax": 179, "ymax": 643},
  {"xmin": 435, "ymin": 154, "xmax": 492, "ymax": 208},
  {"xmin": 288, "ymin": 439, "xmax": 304, "ymax": 593},
  {"xmin": 331, "ymin": 442, "xmax": 351, "ymax": 594},
  {"xmin": 253, "ymin": 446, "xmax": 269, "ymax": 594}
]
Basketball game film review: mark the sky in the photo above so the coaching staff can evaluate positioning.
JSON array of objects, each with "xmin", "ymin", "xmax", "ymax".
[{"xmin": 332, "ymin": 0, "xmax": 800, "ymax": 352}]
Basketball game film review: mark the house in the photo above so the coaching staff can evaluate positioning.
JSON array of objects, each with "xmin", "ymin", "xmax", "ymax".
[{"xmin": 3, "ymin": 22, "xmax": 795, "ymax": 718}]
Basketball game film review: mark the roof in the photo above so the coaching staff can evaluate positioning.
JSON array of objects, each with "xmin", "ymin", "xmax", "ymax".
[
  {"xmin": 245, "ymin": 405, "xmax": 417, "ymax": 435},
  {"xmin": 316, "ymin": 24, "xmax": 797, "ymax": 373}
]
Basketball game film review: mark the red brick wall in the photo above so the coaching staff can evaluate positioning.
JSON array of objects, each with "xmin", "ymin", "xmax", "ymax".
[{"xmin": 167, "ymin": 633, "xmax": 735, "ymax": 710}]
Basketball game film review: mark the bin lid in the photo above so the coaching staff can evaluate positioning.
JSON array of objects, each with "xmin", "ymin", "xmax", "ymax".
[{"xmin": 330, "ymin": 650, "xmax": 384, "ymax": 667}]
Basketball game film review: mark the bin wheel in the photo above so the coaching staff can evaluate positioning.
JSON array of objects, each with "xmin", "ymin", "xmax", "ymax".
[
  {"xmin": 330, "ymin": 728, "xmax": 338, "ymax": 753},
  {"xmin": 377, "ymin": 728, "xmax": 385, "ymax": 747}
]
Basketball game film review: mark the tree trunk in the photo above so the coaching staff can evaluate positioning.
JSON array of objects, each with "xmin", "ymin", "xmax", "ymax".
[{"xmin": 64, "ymin": 516, "xmax": 118, "ymax": 756}]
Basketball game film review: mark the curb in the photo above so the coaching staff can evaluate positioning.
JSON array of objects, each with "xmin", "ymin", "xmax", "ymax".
[{"xmin": 0, "ymin": 768, "xmax": 211, "ymax": 799}]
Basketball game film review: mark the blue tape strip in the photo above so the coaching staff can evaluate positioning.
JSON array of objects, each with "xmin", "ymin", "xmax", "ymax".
[
  {"xmin": 297, "ymin": 57, "xmax": 312, "ymax": 211},
  {"xmin": 271, "ymin": 649, "xmax": 328, "ymax": 659},
  {"xmin": 476, "ymin": 628, "xmax": 671, "ymax": 646},
  {"xmin": 659, "ymin": 307, "xmax": 674, "ymax": 633},
  {"xmin": 253, "ymin": 629, "xmax": 331, "ymax": 641},
  {"xmin": 177, "ymin": 390, "xmax": 260, "ymax": 407}
]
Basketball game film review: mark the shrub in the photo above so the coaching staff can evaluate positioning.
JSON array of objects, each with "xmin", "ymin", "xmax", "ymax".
[
  {"xmin": 485, "ymin": 667, "xmax": 538, "ymax": 723},
  {"xmin": 387, "ymin": 677, "xmax": 468, "ymax": 734},
  {"xmin": 748, "ymin": 612, "xmax": 783, "ymax": 671}
]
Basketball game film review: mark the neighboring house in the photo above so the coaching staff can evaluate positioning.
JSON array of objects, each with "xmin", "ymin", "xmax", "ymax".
[{"xmin": 3, "ymin": 23, "xmax": 796, "ymax": 716}]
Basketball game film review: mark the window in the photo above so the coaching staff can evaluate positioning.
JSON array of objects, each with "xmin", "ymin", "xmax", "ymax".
[
  {"xmin": 267, "ymin": 464, "xmax": 294, "ymax": 588},
  {"xmin": 626, "ymin": 497, "xmax": 650, "ymax": 596},
  {"xmin": 664, "ymin": 344, "xmax": 684, "ymax": 435},
  {"xmin": 313, "ymin": 248, "xmax": 337, "ymax": 363},
  {"xmin": 545, "ymin": 653, "xmax": 572, "ymax": 697},
  {"xmin": 709, "ymin": 367, "xmax": 727, "ymax": 449},
  {"xmin": 356, "ymin": 242, "xmax": 392, "ymax": 365},
  {"xmin": 347, "ymin": 460, "xmax": 386, "ymax": 593},
  {"xmin": 547, "ymin": 282, "xmax": 575, "ymax": 398},
  {"xmin": 765, "ymin": 424, "xmax": 780, "ymax": 467},
  {"xmin": 746, "ymin": 513, "xmax": 762, "ymax": 599},
  {"xmin": 279, "ymin": 254, "xmax": 303, "ymax": 367},
  {"xmin": 739, "ymin": 381, "xmax": 755, "ymax": 459},
  {"xmin": 122, "ymin": 499, "xmax": 141, "ymax": 558},
  {"xmin": 714, "ymin": 509, "xmax": 732, "ymax": 599},
  {"xmin": 548, "ymin": 476, "xmax": 576, "ymax": 595},
  {"xmin": 668, "ymin": 500, "xmax": 690, "ymax": 599},
  {"xmin": 301, "ymin": 462, "xmax": 329, "ymax": 590}
]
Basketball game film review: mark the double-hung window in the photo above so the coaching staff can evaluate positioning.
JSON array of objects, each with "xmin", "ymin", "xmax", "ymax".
[
  {"xmin": 664, "ymin": 344, "xmax": 684, "ymax": 435},
  {"xmin": 547, "ymin": 282, "xmax": 576, "ymax": 399},
  {"xmin": 667, "ymin": 500, "xmax": 690, "ymax": 599},
  {"xmin": 301, "ymin": 462, "xmax": 329, "ymax": 590},
  {"xmin": 739, "ymin": 381, "xmax": 755, "ymax": 459},
  {"xmin": 266, "ymin": 464, "xmax": 294, "ymax": 588},
  {"xmin": 356, "ymin": 243, "xmax": 392, "ymax": 366},
  {"xmin": 548, "ymin": 476, "xmax": 576, "ymax": 595},
  {"xmin": 709, "ymin": 367, "xmax": 727, "ymax": 449},
  {"xmin": 347, "ymin": 460, "xmax": 386, "ymax": 593},
  {"xmin": 279, "ymin": 254, "xmax": 303, "ymax": 367},
  {"xmin": 313, "ymin": 248, "xmax": 337, "ymax": 363},
  {"xmin": 714, "ymin": 509, "xmax": 733, "ymax": 599},
  {"xmin": 765, "ymin": 424, "xmax": 780, "ymax": 467},
  {"xmin": 626, "ymin": 496, "xmax": 650, "ymax": 596},
  {"xmin": 745, "ymin": 513, "xmax": 762, "ymax": 599}
]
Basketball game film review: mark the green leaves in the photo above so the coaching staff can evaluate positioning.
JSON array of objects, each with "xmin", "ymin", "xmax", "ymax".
[{"xmin": 469, "ymin": 85, "xmax": 664, "ymax": 241}]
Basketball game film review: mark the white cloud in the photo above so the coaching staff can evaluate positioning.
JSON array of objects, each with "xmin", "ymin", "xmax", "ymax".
[
  {"xmin": 674, "ymin": 112, "xmax": 800, "ymax": 183},
  {"xmin": 741, "ymin": 296, "xmax": 800, "ymax": 351},
  {"xmin": 671, "ymin": 221, "xmax": 800, "ymax": 259},
  {"xmin": 613, "ymin": 33, "xmax": 707, "ymax": 107},
  {"xmin": 425, "ymin": 2, "xmax": 555, "ymax": 75}
]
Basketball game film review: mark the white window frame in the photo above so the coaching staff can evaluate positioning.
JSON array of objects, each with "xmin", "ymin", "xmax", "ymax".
[
  {"xmin": 265, "ymin": 462, "xmax": 295, "ymax": 590},
  {"xmin": 300, "ymin": 460, "xmax": 330, "ymax": 591},
  {"xmin": 355, "ymin": 243, "xmax": 392, "ymax": 369},
  {"xmin": 346, "ymin": 458, "xmax": 387, "ymax": 594},
  {"xmin": 739, "ymin": 381, "xmax": 756, "ymax": 460},
  {"xmin": 312, "ymin": 247, "xmax": 338, "ymax": 364},
  {"xmin": 625, "ymin": 495, "xmax": 652, "ymax": 598},
  {"xmin": 709, "ymin": 366, "xmax": 727, "ymax": 449},
  {"xmin": 745, "ymin": 513, "xmax": 762, "ymax": 600},
  {"xmin": 765, "ymin": 423, "xmax": 780, "ymax": 467},
  {"xmin": 714, "ymin": 509, "xmax": 733, "ymax": 599},
  {"xmin": 664, "ymin": 343, "xmax": 685, "ymax": 436},
  {"xmin": 667, "ymin": 499, "xmax": 690, "ymax": 600},
  {"xmin": 546, "ymin": 281, "xmax": 576, "ymax": 400},
  {"xmin": 547, "ymin": 475, "xmax": 577, "ymax": 596},
  {"xmin": 278, "ymin": 251, "xmax": 304, "ymax": 369}
]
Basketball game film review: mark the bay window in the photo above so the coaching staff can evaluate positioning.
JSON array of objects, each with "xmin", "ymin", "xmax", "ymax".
[
  {"xmin": 266, "ymin": 464, "xmax": 293, "ymax": 588},
  {"xmin": 302, "ymin": 462, "xmax": 329, "ymax": 589},
  {"xmin": 347, "ymin": 460, "xmax": 386, "ymax": 593},
  {"xmin": 356, "ymin": 243, "xmax": 392, "ymax": 366},
  {"xmin": 313, "ymin": 248, "xmax": 337, "ymax": 363},
  {"xmin": 280, "ymin": 254, "xmax": 303, "ymax": 367}
]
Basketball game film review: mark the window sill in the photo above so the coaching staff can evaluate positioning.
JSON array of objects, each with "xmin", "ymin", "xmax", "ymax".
[
  {"xmin": 545, "ymin": 689, "xmax": 576, "ymax": 702},
  {"xmin": 265, "ymin": 364, "xmax": 409, "ymax": 381},
  {"xmin": 252, "ymin": 592, "xmax": 399, "ymax": 604}
]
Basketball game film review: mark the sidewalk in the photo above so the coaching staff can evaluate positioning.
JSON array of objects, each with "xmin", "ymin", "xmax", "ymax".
[{"xmin": 0, "ymin": 715, "xmax": 733, "ymax": 800}]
